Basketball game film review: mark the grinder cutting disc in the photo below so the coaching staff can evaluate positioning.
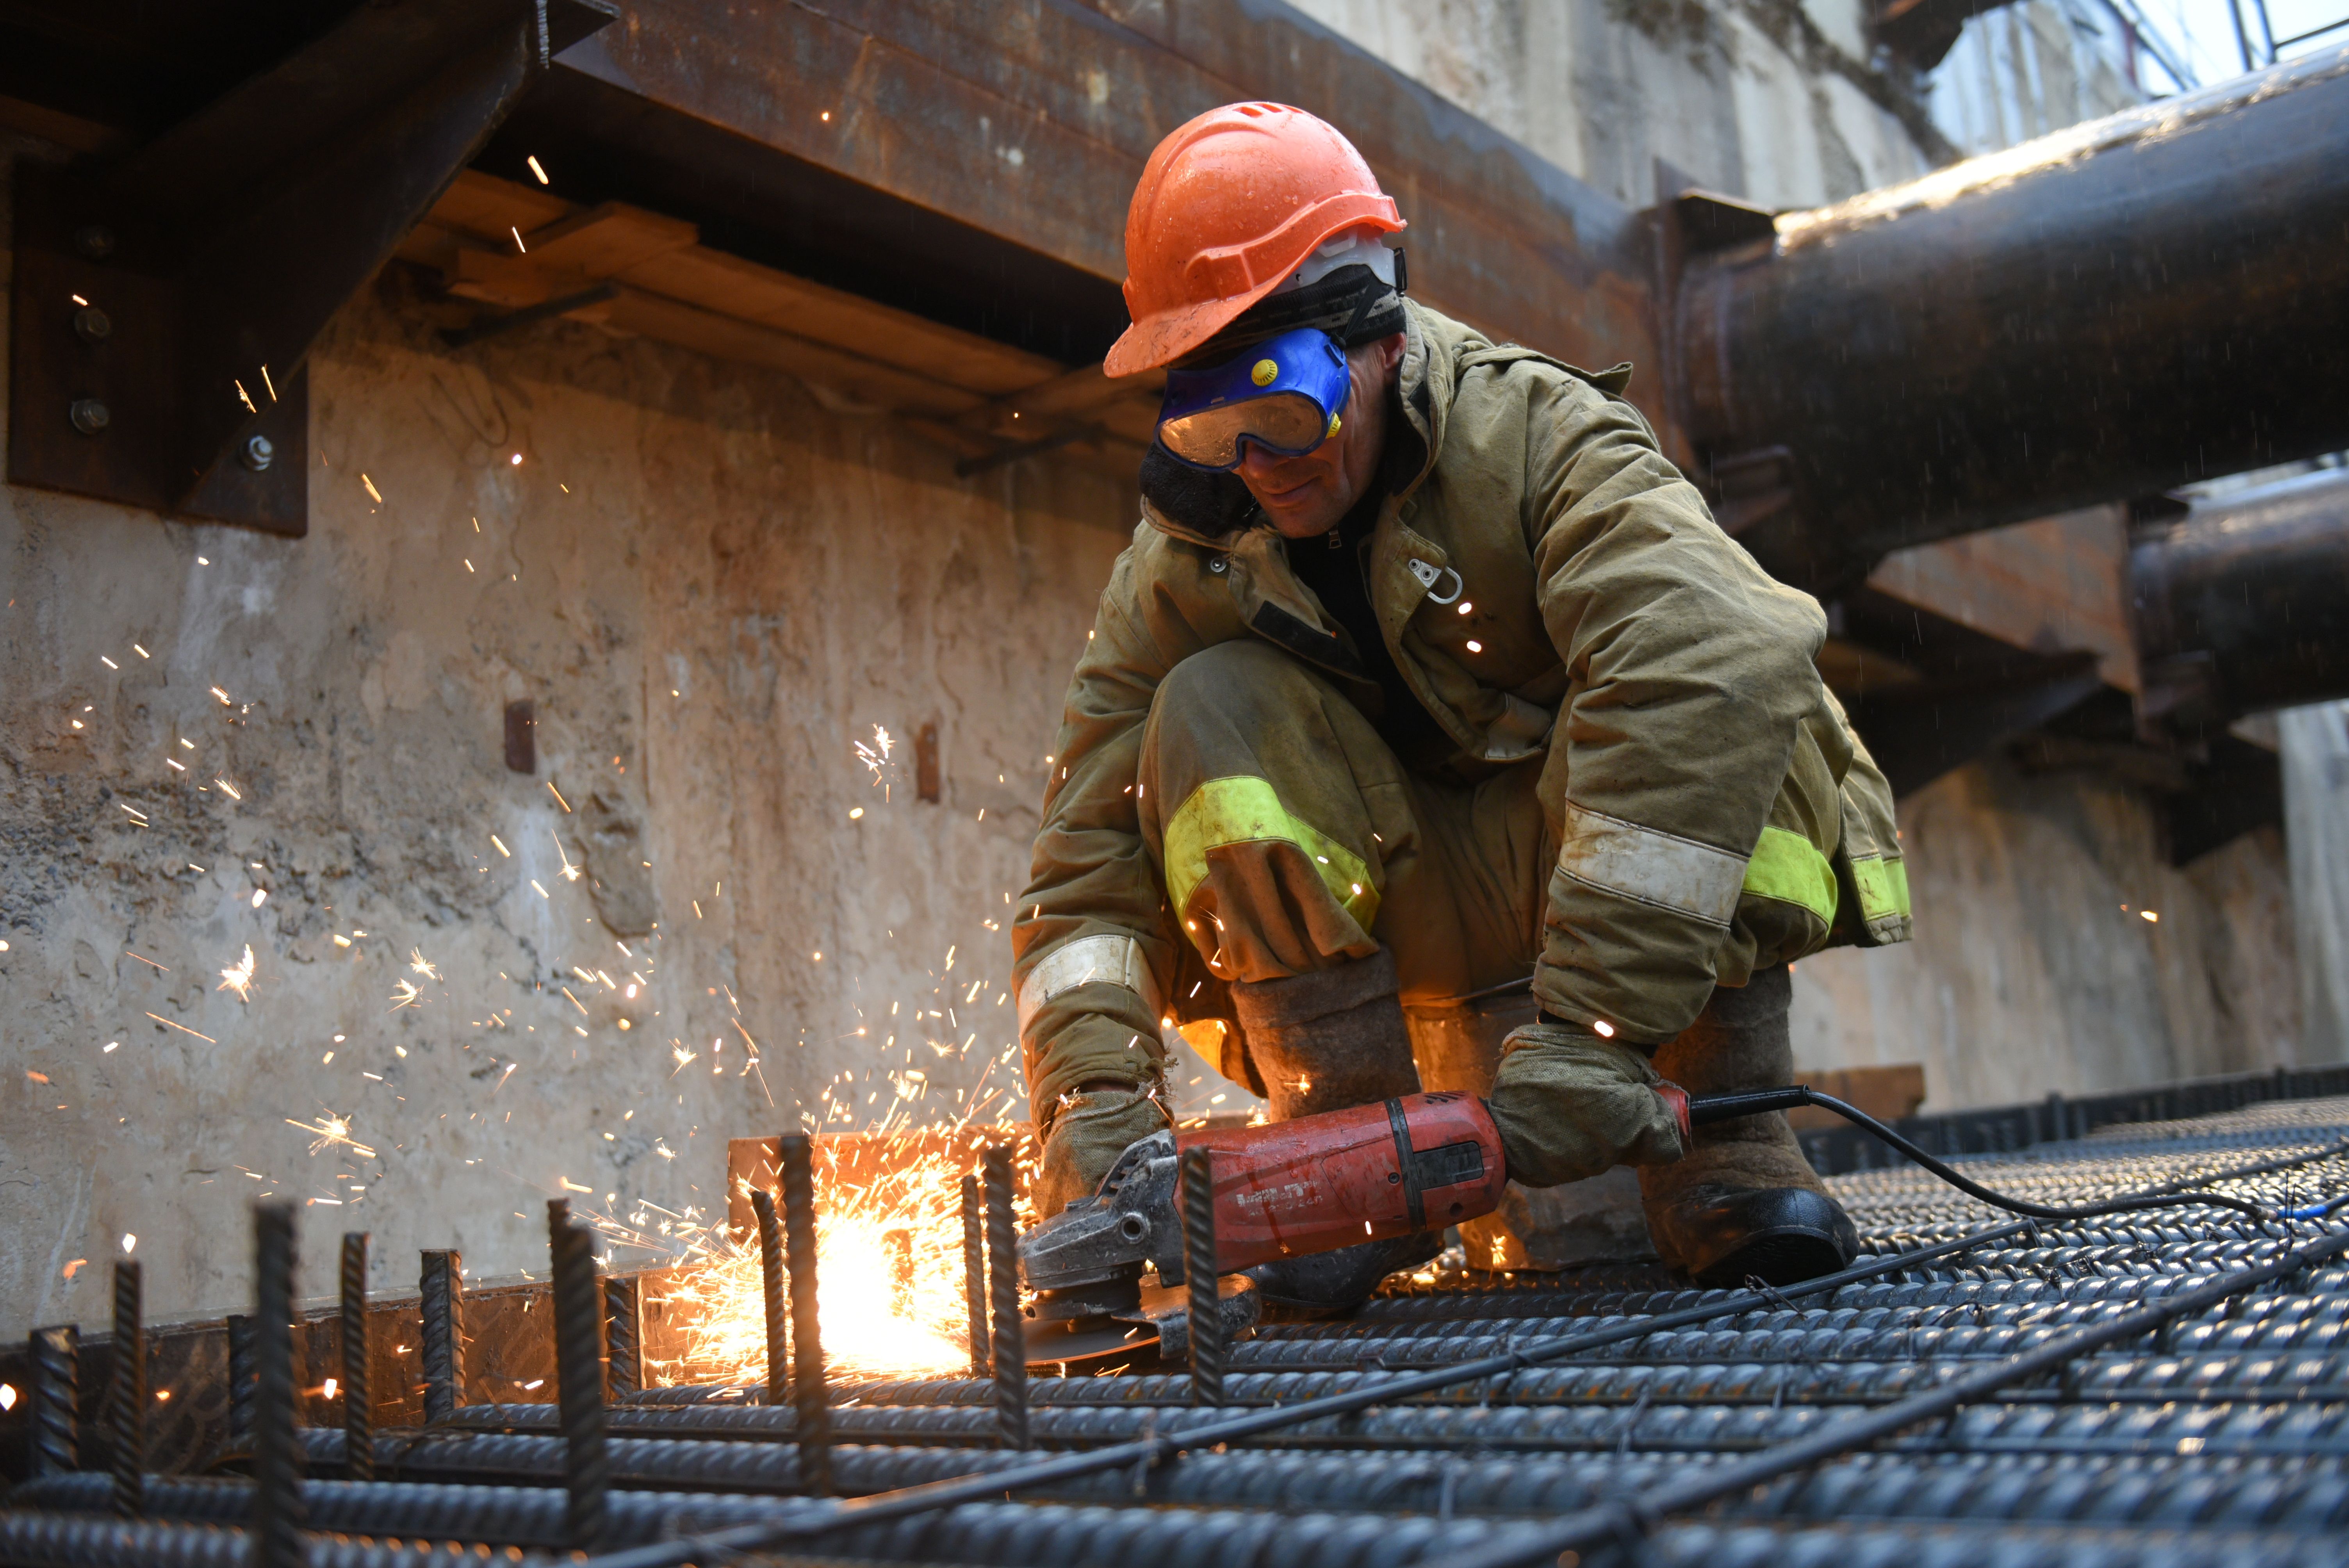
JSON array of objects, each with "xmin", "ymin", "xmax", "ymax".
[{"xmin": 1022, "ymin": 1314, "xmax": 1156, "ymax": 1369}]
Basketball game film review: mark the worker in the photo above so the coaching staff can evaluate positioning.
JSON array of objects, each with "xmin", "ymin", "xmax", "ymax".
[{"xmin": 1011, "ymin": 103, "xmax": 1911, "ymax": 1313}]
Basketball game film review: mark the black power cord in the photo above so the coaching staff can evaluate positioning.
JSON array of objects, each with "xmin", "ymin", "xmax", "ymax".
[{"xmin": 1687, "ymin": 1085, "xmax": 2312, "ymax": 1224}]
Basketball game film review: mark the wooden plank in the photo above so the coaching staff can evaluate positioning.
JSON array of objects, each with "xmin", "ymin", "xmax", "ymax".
[
  {"xmin": 406, "ymin": 173, "xmax": 1151, "ymax": 458},
  {"xmin": 600, "ymin": 286, "xmax": 989, "ymax": 419},
  {"xmin": 624, "ymin": 244, "xmax": 1063, "ymax": 396},
  {"xmin": 524, "ymin": 201, "xmax": 701, "ymax": 275},
  {"xmin": 430, "ymin": 167, "xmax": 570, "ymax": 240}
]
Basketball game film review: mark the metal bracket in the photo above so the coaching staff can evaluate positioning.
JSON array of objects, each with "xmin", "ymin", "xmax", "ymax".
[{"xmin": 6, "ymin": 0, "xmax": 615, "ymax": 536}]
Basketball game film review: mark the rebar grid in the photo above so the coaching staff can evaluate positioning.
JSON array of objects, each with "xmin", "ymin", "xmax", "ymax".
[{"xmin": 14, "ymin": 1096, "xmax": 2349, "ymax": 1568}]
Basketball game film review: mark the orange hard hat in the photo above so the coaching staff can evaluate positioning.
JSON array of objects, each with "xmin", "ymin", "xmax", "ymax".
[{"xmin": 1105, "ymin": 103, "xmax": 1403, "ymax": 378}]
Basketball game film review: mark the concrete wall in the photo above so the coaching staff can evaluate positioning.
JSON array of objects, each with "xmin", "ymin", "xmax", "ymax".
[
  {"xmin": 1284, "ymin": 0, "xmax": 1937, "ymax": 210},
  {"xmin": 2281, "ymin": 700, "xmax": 2349, "ymax": 1065},
  {"xmin": 1788, "ymin": 759, "xmax": 2301, "ymax": 1108},
  {"xmin": 0, "ymin": 151, "xmax": 1132, "ymax": 1327}
]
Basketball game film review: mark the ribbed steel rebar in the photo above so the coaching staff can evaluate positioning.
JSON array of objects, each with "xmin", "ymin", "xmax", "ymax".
[
  {"xmin": 109, "ymin": 1260, "xmax": 144, "ymax": 1519},
  {"xmin": 1643, "ymin": 1521, "xmax": 2346, "ymax": 1568},
  {"xmin": 602, "ymin": 1276, "xmax": 642, "ymax": 1399},
  {"xmin": 417, "ymin": 1251, "xmax": 463, "ymax": 1425},
  {"xmin": 748, "ymin": 1188, "xmax": 788, "ymax": 1410},
  {"xmin": 278, "ymin": 1430, "xmax": 2349, "ymax": 1529},
  {"xmin": 339, "ymin": 1234, "xmax": 371, "ymax": 1483},
  {"xmin": 778, "ymin": 1134, "xmax": 832, "ymax": 1498},
  {"xmin": 959, "ymin": 1174, "xmax": 987, "ymax": 1379},
  {"xmin": 30, "ymin": 1324, "xmax": 80, "ymax": 1479},
  {"xmin": 545, "ymin": 1199, "xmax": 609, "ymax": 1554},
  {"xmin": 225, "ymin": 1315, "xmax": 256, "ymax": 1451},
  {"xmin": 1181, "ymin": 1146, "xmax": 1221, "ymax": 1408},
  {"xmin": 1442, "ymin": 1225, "xmax": 2349, "ymax": 1568},
  {"xmin": 249, "ymin": 1202, "xmax": 305, "ymax": 1568},
  {"xmin": 0, "ymin": 1512, "xmax": 562, "ymax": 1568},
  {"xmin": 958, "ymin": 1174, "xmax": 987, "ymax": 1381},
  {"xmin": 981, "ymin": 1144, "xmax": 1027, "ymax": 1450}
]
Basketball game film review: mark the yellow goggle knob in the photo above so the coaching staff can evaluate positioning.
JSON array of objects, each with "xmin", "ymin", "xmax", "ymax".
[
  {"xmin": 1251, "ymin": 359, "xmax": 1279, "ymax": 386},
  {"xmin": 1327, "ymin": 412, "xmax": 1343, "ymax": 439}
]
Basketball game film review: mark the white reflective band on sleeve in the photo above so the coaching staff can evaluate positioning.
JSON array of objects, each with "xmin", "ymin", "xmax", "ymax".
[
  {"xmin": 1016, "ymin": 934, "xmax": 1162, "ymax": 1037},
  {"xmin": 1555, "ymin": 800, "xmax": 1749, "ymax": 929}
]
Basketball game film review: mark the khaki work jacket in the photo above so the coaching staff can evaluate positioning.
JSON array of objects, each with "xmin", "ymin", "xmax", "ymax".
[{"xmin": 1013, "ymin": 301, "xmax": 1909, "ymax": 1122}]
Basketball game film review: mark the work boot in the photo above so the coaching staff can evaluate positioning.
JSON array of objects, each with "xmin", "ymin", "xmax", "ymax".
[
  {"xmin": 1638, "ymin": 966, "xmax": 1861, "ymax": 1288},
  {"xmin": 1229, "ymin": 947, "xmax": 1435, "ymax": 1316}
]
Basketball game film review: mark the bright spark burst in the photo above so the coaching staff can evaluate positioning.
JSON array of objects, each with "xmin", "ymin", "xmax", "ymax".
[
  {"xmin": 854, "ymin": 725, "xmax": 898, "ymax": 801},
  {"xmin": 599, "ymin": 1138, "xmax": 1006, "ymax": 1384},
  {"xmin": 287, "ymin": 1111, "xmax": 376, "ymax": 1158},
  {"xmin": 553, "ymin": 830, "xmax": 583, "ymax": 882},
  {"xmin": 388, "ymin": 978, "xmax": 421, "ymax": 1011},
  {"xmin": 216, "ymin": 945, "xmax": 257, "ymax": 1001},
  {"xmin": 409, "ymin": 948, "xmax": 441, "ymax": 982}
]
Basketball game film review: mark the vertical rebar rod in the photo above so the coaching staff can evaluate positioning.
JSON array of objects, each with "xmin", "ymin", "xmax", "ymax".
[
  {"xmin": 960, "ymin": 1174, "xmax": 989, "ymax": 1379},
  {"xmin": 749, "ymin": 1188, "xmax": 788, "ymax": 1406},
  {"xmin": 249, "ymin": 1203, "xmax": 305, "ymax": 1568},
  {"xmin": 778, "ymin": 1134, "xmax": 832, "ymax": 1497},
  {"xmin": 546, "ymin": 1199, "xmax": 609, "ymax": 1554},
  {"xmin": 109, "ymin": 1260, "xmax": 144, "ymax": 1518},
  {"xmin": 1181, "ymin": 1146, "xmax": 1224, "ymax": 1407},
  {"xmin": 603, "ymin": 1274, "xmax": 643, "ymax": 1398},
  {"xmin": 419, "ymin": 1249, "xmax": 464, "ymax": 1424},
  {"xmin": 982, "ymin": 1144, "xmax": 1029, "ymax": 1450},
  {"xmin": 225, "ymin": 1316, "xmax": 256, "ymax": 1451},
  {"xmin": 29, "ymin": 1325, "xmax": 79, "ymax": 1479},
  {"xmin": 338, "ymin": 1233, "xmax": 371, "ymax": 1481}
]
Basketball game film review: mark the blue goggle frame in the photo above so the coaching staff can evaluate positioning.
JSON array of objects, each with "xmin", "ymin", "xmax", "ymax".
[{"xmin": 1154, "ymin": 328, "xmax": 1353, "ymax": 471}]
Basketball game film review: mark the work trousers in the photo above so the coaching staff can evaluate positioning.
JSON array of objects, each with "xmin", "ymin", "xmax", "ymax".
[{"xmin": 1134, "ymin": 640, "xmax": 1818, "ymax": 1268}]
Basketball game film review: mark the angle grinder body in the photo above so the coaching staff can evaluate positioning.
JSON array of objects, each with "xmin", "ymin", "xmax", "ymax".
[{"xmin": 1017, "ymin": 1090, "xmax": 1506, "ymax": 1362}]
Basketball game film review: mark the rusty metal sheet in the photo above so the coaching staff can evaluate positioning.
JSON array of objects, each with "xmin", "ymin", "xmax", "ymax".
[{"xmin": 557, "ymin": 0, "xmax": 1666, "ymax": 434}]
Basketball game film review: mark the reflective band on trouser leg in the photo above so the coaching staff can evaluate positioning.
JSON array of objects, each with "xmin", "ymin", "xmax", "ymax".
[
  {"xmin": 1162, "ymin": 775, "xmax": 1379, "ymax": 928},
  {"xmin": 1015, "ymin": 933, "xmax": 1163, "ymax": 1039},
  {"xmin": 1848, "ymin": 853, "xmax": 1912, "ymax": 923},
  {"xmin": 1555, "ymin": 800, "xmax": 1747, "ymax": 928},
  {"xmin": 1740, "ymin": 825, "xmax": 1841, "ymax": 924}
]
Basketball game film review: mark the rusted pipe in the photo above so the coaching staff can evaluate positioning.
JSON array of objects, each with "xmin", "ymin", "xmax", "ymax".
[
  {"xmin": 1674, "ymin": 45, "xmax": 2349, "ymax": 589},
  {"xmin": 2132, "ymin": 466, "xmax": 2349, "ymax": 728}
]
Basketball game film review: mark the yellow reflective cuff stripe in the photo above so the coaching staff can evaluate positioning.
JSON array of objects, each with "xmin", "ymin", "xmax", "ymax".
[
  {"xmin": 1163, "ymin": 775, "xmax": 1379, "ymax": 928},
  {"xmin": 1741, "ymin": 825, "xmax": 1840, "ymax": 925},
  {"xmin": 1849, "ymin": 853, "xmax": 1912, "ymax": 922}
]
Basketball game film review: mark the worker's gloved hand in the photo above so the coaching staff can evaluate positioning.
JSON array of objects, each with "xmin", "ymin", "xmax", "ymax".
[
  {"xmin": 1486, "ymin": 1019, "xmax": 1688, "ymax": 1188},
  {"xmin": 1034, "ymin": 1085, "xmax": 1171, "ymax": 1217}
]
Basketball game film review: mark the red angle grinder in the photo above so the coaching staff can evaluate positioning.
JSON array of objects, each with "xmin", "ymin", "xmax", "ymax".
[{"xmin": 1018, "ymin": 1088, "xmax": 1676, "ymax": 1365}]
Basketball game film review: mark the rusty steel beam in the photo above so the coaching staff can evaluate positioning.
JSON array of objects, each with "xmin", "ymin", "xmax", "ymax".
[
  {"xmin": 528, "ymin": 0, "xmax": 1665, "ymax": 437},
  {"xmin": 2132, "ymin": 467, "xmax": 2349, "ymax": 730},
  {"xmin": 1674, "ymin": 45, "xmax": 2349, "ymax": 592}
]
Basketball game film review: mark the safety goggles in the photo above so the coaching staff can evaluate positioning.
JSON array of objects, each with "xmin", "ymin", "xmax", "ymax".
[{"xmin": 1154, "ymin": 328, "xmax": 1352, "ymax": 471}]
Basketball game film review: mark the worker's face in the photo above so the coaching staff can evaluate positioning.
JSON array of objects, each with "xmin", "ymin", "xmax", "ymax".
[{"xmin": 1237, "ymin": 333, "xmax": 1405, "ymax": 539}]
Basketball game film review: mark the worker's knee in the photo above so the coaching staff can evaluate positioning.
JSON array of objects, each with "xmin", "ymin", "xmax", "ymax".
[{"xmin": 1150, "ymin": 638, "xmax": 1331, "ymax": 739}]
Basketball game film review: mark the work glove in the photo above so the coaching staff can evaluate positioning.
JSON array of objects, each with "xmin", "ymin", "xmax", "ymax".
[
  {"xmin": 1486, "ymin": 1019, "xmax": 1689, "ymax": 1188},
  {"xmin": 1034, "ymin": 1085, "xmax": 1171, "ymax": 1217}
]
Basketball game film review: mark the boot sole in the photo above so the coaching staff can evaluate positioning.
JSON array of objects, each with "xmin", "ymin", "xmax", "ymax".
[{"xmin": 1690, "ymin": 1227, "xmax": 1848, "ymax": 1289}]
